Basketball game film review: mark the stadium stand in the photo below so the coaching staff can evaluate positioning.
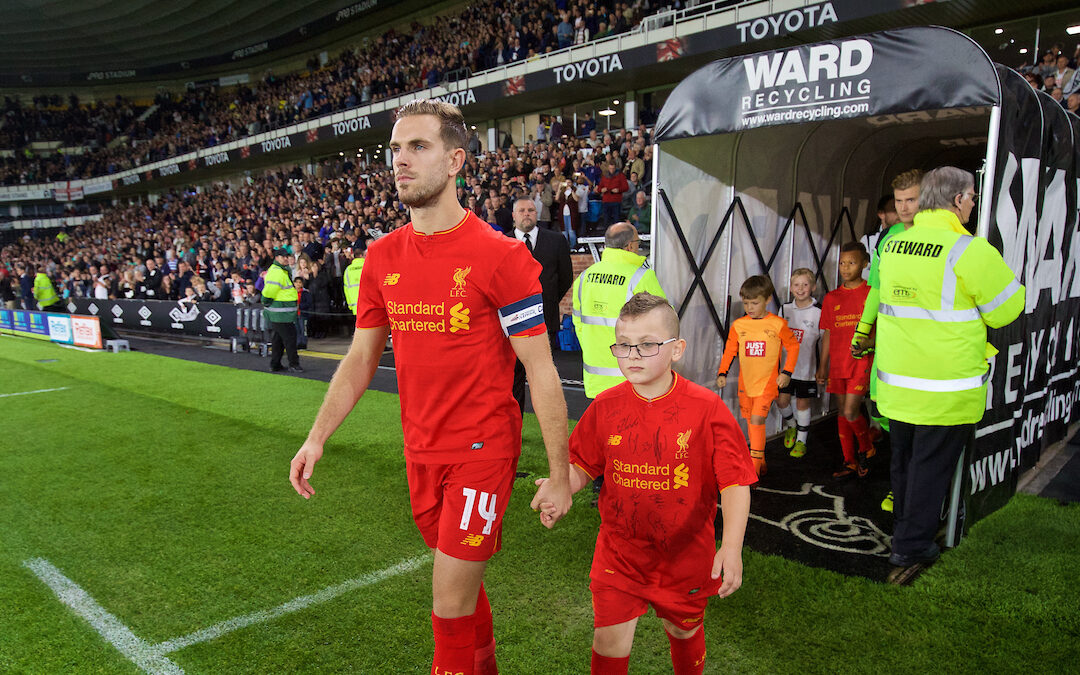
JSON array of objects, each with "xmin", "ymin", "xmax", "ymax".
[
  {"xmin": 1, "ymin": 121, "xmax": 649, "ymax": 319},
  {"xmin": 1, "ymin": 0, "xmax": 660, "ymax": 185}
]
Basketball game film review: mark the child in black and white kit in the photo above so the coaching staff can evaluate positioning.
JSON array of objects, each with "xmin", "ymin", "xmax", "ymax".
[{"xmin": 778, "ymin": 268, "xmax": 824, "ymax": 458}]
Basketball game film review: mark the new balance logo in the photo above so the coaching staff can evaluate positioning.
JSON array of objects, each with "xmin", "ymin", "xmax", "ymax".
[
  {"xmin": 383, "ymin": 273, "xmax": 400, "ymax": 285},
  {"xmin": 673, "ymin": 462, "xmax": 689, "ymax": 489},
  {"xmin": 460, "ymin": 534, "xmax": 485, "ymax": 547},
  {"xmin": 607, "ymin": 434, "xmax": 623, "ymax": 445},
  {"xmin": 449, "ymin": 302, "xmax": 470, "ymax": 332}
]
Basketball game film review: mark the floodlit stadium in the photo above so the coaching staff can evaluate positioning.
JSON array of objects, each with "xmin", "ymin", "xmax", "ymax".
[{"xmin": 2, "ymin": 1, "xmax": 1078, "ymax": 673}]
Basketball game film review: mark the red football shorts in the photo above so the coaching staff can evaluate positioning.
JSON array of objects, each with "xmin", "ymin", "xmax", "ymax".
[
  {"xmin": 828, "ymin": 358, "xmax": 872, "ymax": 395},
  {"xmin": 591, "ymin": 579, "xmax": 711, "ymax": 632},
  {"xmin": 738, "ymin": 392, "xmax": 774, "ymax": 419},
  {"xmin": 405, "ymin": 457, "xmax": 518, "ymax": 562}
]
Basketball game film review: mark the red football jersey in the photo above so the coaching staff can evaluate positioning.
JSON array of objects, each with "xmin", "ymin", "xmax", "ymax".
[
  {"xmin": 819, "ymin": 282, "xmax": 871, "ymax": 379},
  {"xmin": 570, "ymin": 375, "xmax": 758, "ymax": 596},
  {"xmin": 355, "ymin": 210, "xmax": 546, "ymax": 463}
]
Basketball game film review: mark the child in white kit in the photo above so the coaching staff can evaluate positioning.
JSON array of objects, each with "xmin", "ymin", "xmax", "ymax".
[{"xmin": 778, "ymin": 268, "xmax": 823, "ymax": 458}]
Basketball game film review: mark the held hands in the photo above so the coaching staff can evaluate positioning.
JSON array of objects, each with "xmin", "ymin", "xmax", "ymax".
[
  {"xmin": 289, "ymin": 440, "xmax": 324, "ymax": 499},
  {"xmin": 531, "ymin": 477, "xmax": 572, "ymax": 529},
  {"xmin": 712, "ymin": 544, "xmax": 743, "ymax": 598},
  {"xmin": 776, "ymin": 373, "xmax": 791, "ymax": 389},
  {"xmin": 715, "ymin": 375, "xmax": 727, "ymax": 390},
  {"xmin": 815, "ymin": 368, "xmax": 827, "ymax": 387}
]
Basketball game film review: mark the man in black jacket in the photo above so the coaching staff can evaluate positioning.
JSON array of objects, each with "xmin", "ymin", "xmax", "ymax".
[
  {"xmin": 141, "ymin": 257, "xmax": 165, "ymax": 299},
  {"xmin": 507, "ymin": 197, "xmax": 572, "ymax": 413},
  {"xmin": 0, "ymin": 269, "xmax": 16, "ymax": 309}
]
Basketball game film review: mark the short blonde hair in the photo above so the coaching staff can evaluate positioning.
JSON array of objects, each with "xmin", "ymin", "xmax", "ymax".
[
  {"xmin": 790, "ymin": 268, "xmax": 816, "ymax": 286},
  {"xmin": 891, "ymin": 169, "xmax": 924, "ymax": 192},
  {"xmin": 619, "ymin": 293, "xmax": 679, "ymax": 336}
]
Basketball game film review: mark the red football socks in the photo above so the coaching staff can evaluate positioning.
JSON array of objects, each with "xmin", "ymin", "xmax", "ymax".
[
  {"xmin": 473, "ymin": 584, "xmax": 497, "ymax": 675},
  {"xmin": 837, "ymin": 416, "xmax": 856, "ymax": 463},
  {"xmin": 591, "ymin": 648, "xmax": 629, "ymax": 675},
  {"xmin": 667, "ymin": 627, "xmax": 707, "ymax": 675},
  {"xmin": 849, "ymin": 415, "xmax": 873, "ymax": 455},
  {"xmin": 432, "ymin": 612, "xmax": 476, "ymax": 675}
]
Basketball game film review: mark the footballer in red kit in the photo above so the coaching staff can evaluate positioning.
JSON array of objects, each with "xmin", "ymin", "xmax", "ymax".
[
  {"xmin": 819, "ymin": 280, "xmax": 872, "ymax": 394},
  {"xmin": 356, "ymin": 210, "xmax": 546, "ymax": 465},
  {"xmin": 570, "ymin": 374, "xmax": 758, "ymax": 624},
  {"xmin": 290, "ymin": 99, "xmax": 572, "ymax": 675},
  {"xmin": 356, "ymin": 210, "xmax": 546, "ymax": 561},
  {"xmin": 536, "ymin": 294, "xmax": 753, "ymax": 674},
  {"xmin": 817, "ymin": 243, "xmax": 876, "ymax": 477}
]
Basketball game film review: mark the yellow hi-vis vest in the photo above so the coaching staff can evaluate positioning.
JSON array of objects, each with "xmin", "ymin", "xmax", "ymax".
[
  {"xmin": 343, "ymin": 257, "xmax": 365, "ymax": 314},
  {"xmin": 33, "ymin": 273, "xmax": 61, "ymax": 309},
  {"xmin": 571, "ymin": 246, "xmax": 666, "ymax": 398},
  {"xmin": 261, "ymin": 262, "xmax": 299, "ymax": 323},
  {"xmin": 876, "ymin": 209, "xmax": 1025, "ymax": 426}
]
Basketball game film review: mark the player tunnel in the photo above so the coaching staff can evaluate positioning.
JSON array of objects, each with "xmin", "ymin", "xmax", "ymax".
[{"xmin": 650, "ymin": 25, "xmax": 1080, "ymax": 534}]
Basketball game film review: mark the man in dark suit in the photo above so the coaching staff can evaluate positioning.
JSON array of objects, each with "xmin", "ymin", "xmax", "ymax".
[{"xmin": 508, "ymin": 197, "xmax": 573, "ymax": 413}]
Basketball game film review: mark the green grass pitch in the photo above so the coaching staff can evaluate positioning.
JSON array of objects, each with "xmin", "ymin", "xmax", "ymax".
[{"xmin": 0, "ymin": 335, "xmax": 1077, "ymax": 673}]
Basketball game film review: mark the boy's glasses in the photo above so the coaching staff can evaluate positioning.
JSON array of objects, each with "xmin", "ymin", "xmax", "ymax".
[{"xmin": 610, "ymin": 338, "xmax": 677, "ymax": 358}]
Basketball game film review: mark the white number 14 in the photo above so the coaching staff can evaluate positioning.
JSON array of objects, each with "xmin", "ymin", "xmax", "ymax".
[{"xmin": 459, "ymin": 488, "xmax": 498, "ymax": 535}]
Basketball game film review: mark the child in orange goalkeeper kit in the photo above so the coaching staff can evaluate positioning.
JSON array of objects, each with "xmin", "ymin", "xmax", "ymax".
[
  {"xmin": 716, "ymin": 275, "xmax": 800, "ymax": 476},
  {"xmin": 535, "ymin": 293, "xmax": 756, "ymax": 675}
]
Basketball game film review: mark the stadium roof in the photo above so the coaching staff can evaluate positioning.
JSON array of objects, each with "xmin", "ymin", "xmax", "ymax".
[{"xmin": 0, "ymin": 0, "xmax": 435, "ymax": 85}]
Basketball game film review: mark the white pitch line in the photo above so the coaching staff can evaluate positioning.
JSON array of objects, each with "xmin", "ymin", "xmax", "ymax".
[
  {"xmin": 151, "ymin": 554, "xmax": 431, "ymax": 655},
  {"xmin": 23, "ymin": 558, "xmax": 184, "ymax": 675},
  {"xmin": 0, "ymin": 386, "xmax": 70, "ymax": 398}
]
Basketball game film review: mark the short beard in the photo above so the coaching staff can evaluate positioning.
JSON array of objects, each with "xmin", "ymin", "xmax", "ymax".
[{"xmin": 399, "ymin": 175, "xmax": 449, "ymax": 209}]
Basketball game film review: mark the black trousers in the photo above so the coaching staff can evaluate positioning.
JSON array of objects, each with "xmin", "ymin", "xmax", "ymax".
[
  {"xmin": 889, "ymin": 420, "xmax": 972, "ymax": 561},
  {"xmin": 269, "ymin": 321, "xmax": 299, "ymax": 369}
]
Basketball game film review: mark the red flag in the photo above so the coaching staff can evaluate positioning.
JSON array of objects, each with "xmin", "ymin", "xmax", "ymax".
[
  {"xmin": 504, "ymin": 76, "xmax": 525, "ymax": 97},
  {"xmin": 657, "ymin": 38, "xmax": 684, "ymax": 62}
]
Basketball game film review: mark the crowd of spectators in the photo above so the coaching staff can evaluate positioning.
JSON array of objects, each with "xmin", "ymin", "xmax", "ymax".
[
  {"xmin": 1019, "ymin": 44, "xmax": 1080, "ymax": 113},
  {"xmin": 1, "ymin": 123, "xmax": 655, "ymax": 328},
  {"xmin": 1, "ymin": 0, "xmax": 664, "ymax": 185}
]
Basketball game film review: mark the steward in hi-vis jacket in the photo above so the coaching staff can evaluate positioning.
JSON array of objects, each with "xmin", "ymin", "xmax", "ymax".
[
  {"xmin": 261, "ymin": 247, "xmax": 302, "ymax": 373},
  {"xmin": 872, "ymin": 167, "xmax": 1024, "ymax": 585},
  {"xmin": 571, "ymin": 222, "xmax": 665, "ymax": 398}
]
